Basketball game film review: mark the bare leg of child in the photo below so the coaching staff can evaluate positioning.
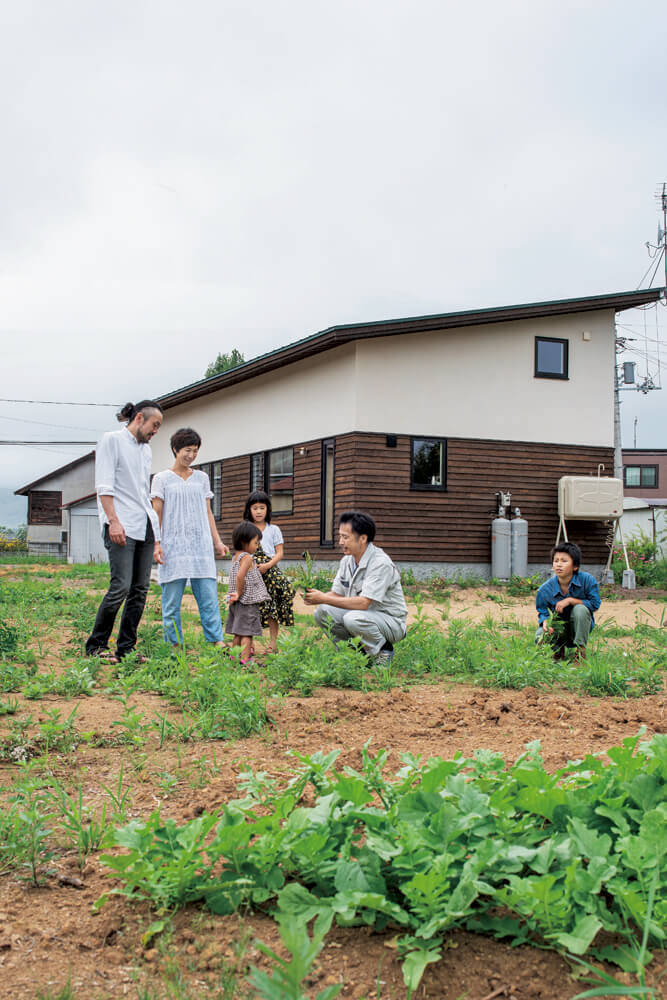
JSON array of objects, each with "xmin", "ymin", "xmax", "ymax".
[
  {"xmin": 239, "ymin": 635, "xmax": 253, "ymax": 662},
  {"xmin": 266, "ymin": 618, "xmax": 279, "ymax": 654}
]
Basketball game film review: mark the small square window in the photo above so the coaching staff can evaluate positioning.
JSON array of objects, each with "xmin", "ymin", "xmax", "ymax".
[
  {"xmin": 535, "ymin": 336, "xmax": 569, "ymax": 379},
  {"xmin": 411, "ymin": 438, "xmax": 447, "ymax": 491},
  {"xmin": 624, "ymin": 465, "xmax": 658, "ymax": 489}
]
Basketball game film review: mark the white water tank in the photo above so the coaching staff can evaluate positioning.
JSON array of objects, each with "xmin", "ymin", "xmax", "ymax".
[{"xmin": 558, "ymin": 476, "xmax": 623, "ymax": 520}]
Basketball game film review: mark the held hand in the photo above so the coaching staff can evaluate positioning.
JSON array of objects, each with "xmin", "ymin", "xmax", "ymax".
[
  {"xmin": 258, "ymin": 563, "xmax": 269, "ymax": 574},
  {"xmin": 227, "ymin": 591, "xmax": 239, "ymax": 605},
  {"xmin": 108, "ymin": 520, "xmax": 126, "ymax": 545},
  {"xmin": 154, "ymin": 542, "xmax": 164, "ymax": 565},
  {"xmin": 303, "ymin": 588, "xmax": 324, "ymax": 606},
  {"xmin": 214, "ymin": 540, "xmax": 229, "ymax": 558}
]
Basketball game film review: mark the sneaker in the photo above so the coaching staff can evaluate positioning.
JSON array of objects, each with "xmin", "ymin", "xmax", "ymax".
[{"xmin": 371, "ymin": 648, "xmax": 395, "ymax": 669}]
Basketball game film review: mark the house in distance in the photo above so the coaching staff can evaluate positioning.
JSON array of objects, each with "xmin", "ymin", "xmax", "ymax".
[
  {"xmin": 148, "ymin": 287, "xmax": 662, "ymax": 578},
  {"xmin": 15, "ymin": 452, "xmax": 97, "ymax": 559}
]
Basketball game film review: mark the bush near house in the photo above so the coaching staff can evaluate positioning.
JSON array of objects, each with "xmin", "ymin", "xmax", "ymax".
[
  {"xmin": 0, "ymin": 525, "xmax": 27, "ymax": 553},
  {"xmin": 611, "ymin": 529, "xmax": 667, "ymax": 588}
]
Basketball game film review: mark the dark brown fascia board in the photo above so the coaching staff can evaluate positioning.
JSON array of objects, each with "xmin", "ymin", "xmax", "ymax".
[
  {"xmin": 158, "ymin": 287, "xmax": 665, "ymax": 410},
  {"xmin": 622, "ymin": 449, "xmax": 667, "ymax": 455},
  {"xmin": 61, "ymin": 491, "xmax": 98, "ymax": 509},
  {"xmin": 15, "ymin": 450, "xmax": 95, "ymax": 496}
]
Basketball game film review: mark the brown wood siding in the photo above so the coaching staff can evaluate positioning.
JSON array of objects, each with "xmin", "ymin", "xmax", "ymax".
[
  {"xmin": 219, "ymin": 455, "xmax": 249, "ymax": 541},
  {"xmin": 342, "ymin": 433, "xmax": 613, "ymax": 564},
  {"xmin": 215, "ymin": 433, "xmax": 614, "ymax": 565},
  {"xmin": 28, "ymin": 490, "xmax": 63, "ymax": 526}
]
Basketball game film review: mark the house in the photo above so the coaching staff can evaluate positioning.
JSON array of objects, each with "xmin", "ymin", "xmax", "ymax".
[
  {"xmin": 620, "ymin": 497, "xmax": 667, "ymax": 557},
  {"xmin": 61, "ymin": 493, "xmax": 108, "ymax": 564},
  {"xmin": 149, "ymin": 288, "xmax": 664, "ymax": 578},
  {"xmin": 15, "ymin": 452, "xmax": 96, "ymax": 558},
  {"xmin": 621, "ymin": 448, "xmax": 667, "ymax": 498}
]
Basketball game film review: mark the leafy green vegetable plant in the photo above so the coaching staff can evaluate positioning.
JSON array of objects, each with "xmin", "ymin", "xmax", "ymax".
[{"xmin": 97, "ymin": 733, "xmax": 667, "ymax": 993}]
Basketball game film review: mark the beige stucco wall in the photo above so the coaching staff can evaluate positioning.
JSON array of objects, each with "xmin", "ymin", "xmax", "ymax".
[
  {"xmin": 151, "ymin": 309, "xmax": 616, "ymax": 468},
  {"xmin": 354, "ymin": 311, "xmax": 615, "ymax": 447},
  {"xmin": 151, "ymin": 344, "xmax": 358, "ymax": 469}
]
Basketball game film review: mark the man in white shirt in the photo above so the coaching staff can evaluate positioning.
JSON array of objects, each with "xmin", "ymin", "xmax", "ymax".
[
  {"xmin": 85, "ymin": 400, "xmax": 164, "ymax": 663},
  {"xmin": 304, "ymin": 511, "xmax": 407, "ymax": 667}
]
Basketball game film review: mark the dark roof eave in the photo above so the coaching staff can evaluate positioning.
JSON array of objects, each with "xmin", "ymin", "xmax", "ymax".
[{"xmin": 158, "ymin": 287, "xmax": 664, "ymax": 410}]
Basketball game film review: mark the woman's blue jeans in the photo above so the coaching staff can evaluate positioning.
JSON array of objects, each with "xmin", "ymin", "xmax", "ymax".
[{"xmin": 161, "ymin": 577, "xmax": 223, "ymax": 645}]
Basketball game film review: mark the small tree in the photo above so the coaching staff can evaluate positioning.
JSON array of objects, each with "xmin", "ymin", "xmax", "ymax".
[{"xmin": 204, "ymin": 349, "xmax": 245, "ymax": 378}]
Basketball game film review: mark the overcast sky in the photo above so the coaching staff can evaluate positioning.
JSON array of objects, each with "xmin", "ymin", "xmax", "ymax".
[{"xmin": 2, "ymin": 0, "xmax": 666, "ymax": 499}]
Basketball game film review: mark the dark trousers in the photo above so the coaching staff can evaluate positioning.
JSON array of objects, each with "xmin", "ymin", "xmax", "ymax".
[{"xmin": 85, "ymin": 521, "xmax": 154, "ymax": 658}]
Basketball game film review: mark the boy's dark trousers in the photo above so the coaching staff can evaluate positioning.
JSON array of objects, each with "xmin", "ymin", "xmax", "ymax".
[{"xmin": 85, "ymin": 520, "xmax": 154, "ymax": 658}]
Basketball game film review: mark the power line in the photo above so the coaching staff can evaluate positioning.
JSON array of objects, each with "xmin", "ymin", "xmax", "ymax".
[
  {"xmin": 0, "ymin": 413, "xmax": 106, "ymax": 432},
  {"xmin": 0, "ymin": 440, "xmax": 97, "ymax": 446},
  {"xmin": 0, "ymin": 398, "xmax": 120, "ymax": 407}
]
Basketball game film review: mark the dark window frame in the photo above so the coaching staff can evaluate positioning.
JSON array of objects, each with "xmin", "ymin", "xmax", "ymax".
[
  {"xmin": 249, "ymin": 452, "xmax": 264, "ymax": 493},
  {"xmin": 195, "ymin": 461, "xmax": 222, "ymax": 519},
  {"xmin": 624, "ymin": 464, "xmax": 659, "ymax": 489},
  {"xmin": 409, "ymin": 437, "xmax": 447, "ymax": 492},
  {"xmin": 249, "ymin": 447, "xmax": 294, "ymax": 517},
  {"xmin": 320, "ymin": 438, "xmax": 335, "ymax": 546},
  {"xmin": 535, "ymin": 336, "xmax": 569, "ymax": 380}
]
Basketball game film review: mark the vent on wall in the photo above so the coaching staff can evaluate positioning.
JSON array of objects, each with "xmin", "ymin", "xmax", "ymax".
[{"xmin": 385, "ymin": 434, "xmax": 397, "ymax": 448}]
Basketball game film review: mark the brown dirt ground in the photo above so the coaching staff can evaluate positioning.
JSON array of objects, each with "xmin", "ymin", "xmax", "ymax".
[{"xmin": 0, "ymin": 577, "xmax": 665, "ymax": 999}]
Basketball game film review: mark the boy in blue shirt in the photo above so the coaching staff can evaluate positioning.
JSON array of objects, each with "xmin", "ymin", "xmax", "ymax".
[{"xmin": 535, "ymin": 542, "xmax": 601, "ymax": 661}]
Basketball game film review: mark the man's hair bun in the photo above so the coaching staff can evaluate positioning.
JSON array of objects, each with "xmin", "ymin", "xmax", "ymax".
[{"xmin": 116, "ymin": 402, "xmax": 135, "ymax": 422}]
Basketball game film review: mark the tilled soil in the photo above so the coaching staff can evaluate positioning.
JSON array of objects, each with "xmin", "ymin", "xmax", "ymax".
[{"xmin": 0, "ymin": 580, "xmax": 665, "ymax": 999}]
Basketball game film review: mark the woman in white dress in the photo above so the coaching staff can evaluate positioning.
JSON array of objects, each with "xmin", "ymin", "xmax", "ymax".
[{"xmin": 151, "ymin": 428, "xmax": 229, "ymax": 646}]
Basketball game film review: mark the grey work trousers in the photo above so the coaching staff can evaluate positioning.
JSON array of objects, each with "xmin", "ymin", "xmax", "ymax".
[
  {"xmin": 313, "ymin": 604, "xmax": 406, "ymax": 656},
  {"xmin": 535, "ymin": 603, "xmax": 592, "ymax": 652}
]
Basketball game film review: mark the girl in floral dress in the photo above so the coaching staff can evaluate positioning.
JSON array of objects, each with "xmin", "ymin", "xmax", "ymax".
[{"xmin": 243, "ymin": 490, "xmax": 295, "ymax": 653}]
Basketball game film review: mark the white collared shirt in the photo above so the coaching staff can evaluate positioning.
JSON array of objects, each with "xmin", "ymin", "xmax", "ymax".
[{"xmin": 95, "ymin": 427, "xmax": 160, "ymax": 541}]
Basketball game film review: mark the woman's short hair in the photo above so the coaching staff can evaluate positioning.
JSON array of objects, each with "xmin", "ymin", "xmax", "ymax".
[
  {"xmin": 338, "ymin": 511, "xmax": 376, "ymax": 542},
  {"xmin": 243, "ymin": 491, "xmax": 272, "ymax": 523},
  {"xmin": 116, "ymin": 400, "xmax": 163, "ymax": 423},
  {"xmin": 170, "ymin": 427, "xmax": 202, "ymax": 455},
  {"xmin": 232, "ymin": 520, "xmax": 262, "ymax": 551}
]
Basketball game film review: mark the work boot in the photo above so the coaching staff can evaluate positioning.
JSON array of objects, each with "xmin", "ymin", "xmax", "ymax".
[{"xmin": 572, "ymin": 646, "xmax": 587, "ymax": 664}]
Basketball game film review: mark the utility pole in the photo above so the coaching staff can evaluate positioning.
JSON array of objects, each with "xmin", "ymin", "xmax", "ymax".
[
  {"xmin": 613, "ymin": 184, "xmax": 667, "ymax": 479},
  {"xmin": 613, "ymin": 350, "xmax": 623, "ymax": 480}
]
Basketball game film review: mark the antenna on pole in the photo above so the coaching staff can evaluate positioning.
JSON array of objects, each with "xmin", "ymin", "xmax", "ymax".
[{"xmin": 649, "ymin": 182, "xmax": 667, "ymax": 288}]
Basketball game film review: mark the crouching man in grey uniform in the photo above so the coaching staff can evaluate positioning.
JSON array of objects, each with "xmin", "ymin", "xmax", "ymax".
[{"xmin": 304, "ymin": 511, "xmax": 407, "ymax": 667}]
